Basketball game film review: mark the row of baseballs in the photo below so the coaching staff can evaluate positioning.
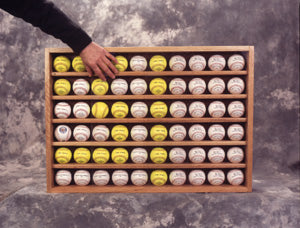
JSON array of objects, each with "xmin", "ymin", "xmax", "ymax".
[
  {"xmin": 54, "ymin": 124, "xmax": 245, "ymax": 142},
  {"xmin": 55, "ymin": 146, "xmax": 244, "ymax": 164},
  {"xmin": 53, "ymin": 77, "xmax": 245, "ymax": 96},
  {"xmin": 54, "ymin": 100, "xmax": 245, "ymax": 119},
  {"xmin": 55, "ymin": 169, "xmax": 245, "ymax": 186}
]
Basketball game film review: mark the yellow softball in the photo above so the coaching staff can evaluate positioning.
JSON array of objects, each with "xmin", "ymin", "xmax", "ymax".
[
  {"xmin": 92, "ymin": 148, "xmax": 110, "ymax": 164},
  {"xmin": 53, "ymin": 56, "xmax": 70, "ymax": 72},
  {"xmin": 54, "ymin": 79, "xmax": 71, "ymax": 95},
  {"xmin": 73, "ymin": 147, "xmax": 91, "ymax": 164},
  {"xmin": 111, "ymin": 147, "xmax": 129, "ymax": 164},
  {"xmin": 111, "ymin": 125, "xmax": 129, "ymax": 142},
  {"xmin": 149, "ymin": 78, "xmax": 167, "ymax": 95},
  {"xmin": 150, "ymin": 170, "xmax": 168, "ymax": 186},
  {"xmin": 150, "ymin": 125, "xmax": 168, "ymax": 141},
  {"xmin": 150, "ymin": 101, "xmax": 168, "ymax": 118},
  {"xmin": 111, "ymin": 101, "xmax": 129, "ymax": 118},
  {"xmin": 55, "ymin": 147, "xmax": 72, "ymax": 164},
  {"xmin": 150, "ymin": 147, "xmax": 168, "ymax": 164},
  {"xmin": 91, "ymin": 79, "xmax": 109, "ymax": 95},
  {"xmin": 92, "ymin": 102, "xmax": 109, "ymax": 118},
  {"xmin": 149, "ymin": 55, "xmax": 167, "ymax": 72},
  {"xmin": 72, "ymin": 56, "xmax": 86, "ymax": 72},
  {"xmin": 114, "ymin": 55, "xmax": 128, "ymax": 72}
]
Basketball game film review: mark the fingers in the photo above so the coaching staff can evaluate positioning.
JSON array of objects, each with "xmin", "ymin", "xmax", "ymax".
[
  {"xmin": 105, "ymin": 50, "xmax": 118, "ymax": 64},
  {"xmin": 102, "ymin": 56, "xmax": 118, "ymax": 75},
  {"xmin": 85, "ymin": 65, "xmax": 93, "ymax": 77},
  {"xmin": 97, "ymin": 59, "xmax": 116, "ymax": 80},
  {"xmin": 90, "ymin": 63, "xmax": 106, "ymax": 81}
]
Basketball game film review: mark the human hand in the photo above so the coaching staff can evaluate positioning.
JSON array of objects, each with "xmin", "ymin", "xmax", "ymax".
[{"xmin": 80, "ymin": 42, "xmax": 118, "ymax": 80}]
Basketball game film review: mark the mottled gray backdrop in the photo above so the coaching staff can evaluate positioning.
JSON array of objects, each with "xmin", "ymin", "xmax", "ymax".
[{"xmin": 0, "ymin": 0, "xmax": 299, "ymax": 227}]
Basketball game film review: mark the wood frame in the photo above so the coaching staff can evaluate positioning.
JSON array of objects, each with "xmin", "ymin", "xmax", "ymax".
[{"xmin": 45, "ymin": 46, "xmax": 254, "ymax": 193}]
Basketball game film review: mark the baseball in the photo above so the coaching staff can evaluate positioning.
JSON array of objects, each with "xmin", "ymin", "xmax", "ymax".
[
  {"xmin": 150, "ymin": 101, "xmax": 168, "ymax": 118},
  {"xmin": 111, "ymin": 101, "xmax": 129, "ymax": 118},
  {"xmin": 54, "ymin": 102, "xmax": 71, "ymax": 119},
  {"xmin": 73, "ymin": 102, "xmax": 90, "ymax": 119},
  {"xmin": 208, "ymin": 77, "xmax": 225, "ymax": 94},
  {"xmin": 150, "ymin": 125, "xmax": 168, "ymax": 141},
  {"xmin": 227, "ymin": 77, "xmax": 245, "ymax": 94},
  {"xmin": 130, "ymin": 78, "xmax": 147, "ymax": 95},
  {"xmin": 131, "ymin": 170, "xmax": 148, "ymax": 186},
  {"xmin": 92, "ymin": 125, "xmax": 110, "ymax": 142},
  {"xmin": 227, "ymin": 124, "xmax": 244, "ymax": 141},
  {"xmin": 92, "ymin": 148, "xmax": 110, "ymax": 164},
  {"xmin": 208, "ymin": 124, "xmax": 225, "ymax": 141},
  {"xmin": 228, "ymin": 101, "xmax": 245, "ymax": 118},
  {"xmin": 169, "ymin": 124, "xmax": 186, "ymax": 141},
  {"xmin": 188, "ymin": 170, "xmax": 206, "ymax": 185},
  {"xmin": 188, "ymin": 78, "xmax": 206, "ymax": 94},
  {"xmin": 73, "ymin": 125, "xmax": 90, "ymax": 141},
  {"xmin": 72, "ymin": 78, "xmax": 90, "ymax": 95},
  {"xmin": 227, "ymin": 169, "xmax": 244, "ymax": 185},
  {"xmin": 188, "ymin": 147, "xmax": 206, "ymax": 163},
  {"xmin": 130, "ymin": 55, "xmax": 147, "ymax": 71},
  {"xmin": 189, "ymin": 55, "xmax": 206, "ymax": 71},
  {"xmin": 169, "ymin": 147, "xmax": 186, "ymax": 163},
  {"xmin": 130, "ymin": 125, "xmax": 148, "ymax": 141},
  {"xmin": 169, "ymin": 170, "xmax": 186, "ymax": 186},
  {"xmin": 112, "ymin": 170, "xmax": 129, "ymax": 186},
  {"xmin": 169, "ymin": 55, "xmax": 186, "ymax": 71},
  {"xmin": 74, "ymin": 147, "xmax": 91, "ymax": 164},
  {"xmin": 111, "ymin": 147, "xmax": 129, "ymax": 164},
  {"xmin": 228, "ymin": 54, "xmax": 245, "ymax": 71},
  {"xmin": 131, "ymin": 148, "xmax": 148, "ymax": 164},
  {"xmin": 93, "ymin": 170, "xmax": 110, "ymax": 186},
  {"xmin": 130, "ymin": 101, "xmax": 148, "ymax": 118},
  {"xmin": 74, "ymin": 170, "xmax": 91, "ymax": 186},
  {"xmin": 169, "ymin": 78, "xmax": 187, "ymax": 95},
  {"xmin": 55, "ymin": 170, "xmax": 72, "ymax": 186},
  {"xmin": 227, "ymin": 147, "xmax": 244, "ymax": 163},
  {"xmin": 54, "ymin": 125, "xmax": 72, "ymax": 141},
  {"xmin": 169, "ymin": 101, "xmax": 186, "ymax": 118},
  {"xmin": 111, "ymin": 78, "xmax": 128, "ymax": 95},
  {"xmin": 150, "ymin": 147, "xmax": 167, "ymax": 164},
  {"xmin": 208, "ymin": 55, "xmax": 226, "ymax": 71},
  {"xmin": 189, "ymin": 101, "xmax": 206, "ymax": 118},
  {"xmin": 188, "ymin": 124, "xmax": 206, "ymax": 141},
  {"xmin": 207, "ymin": 169, "xmax": 225, "ymax": 185},
  {"xmin": 208, "ymin": 147, "xmax": 225, "ymax": 163},
  {"xmin": 208, "ymin": 101, "xmax": 226, "ymax": 118}
]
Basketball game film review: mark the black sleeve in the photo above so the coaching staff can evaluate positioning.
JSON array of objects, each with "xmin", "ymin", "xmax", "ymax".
[{"xmin": 0, "ymin": 0, "xmax": 92, "ymax": 54}]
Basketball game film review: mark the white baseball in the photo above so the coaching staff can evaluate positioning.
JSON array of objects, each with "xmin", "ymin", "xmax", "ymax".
[
  {"xmin": 207, "ymin": 169, "xmax": 225, "ymax": 185},
  {"xmin": 112, "ymin": 170, "xmax": 129, "ymax": 186},
  {"xmin": 208, "ymin": 124, "xmax": 225, "ymax": 141},
  {"xmin": 72, "ymin": 78, "xmax": 90, "ymax": 95},
  {"xmin": 208, "ymin": 77, "xmax": 225, "ymax": 94},
  {"xmin": 130, "ymin": 125, "xmax": 148, "ymax": 141},
  {"xmin": 54, "ymin": 125, "xmax": 72, "ymax": 141},
  {"xmin": 169, "ymin": 124, "xmax": 187, "ymax": 141},
  {"xmin": 227, "ymin": 124, "xmax": 244, "ymax": 141},
  {"xmin": 228, "ymin": 101, "xmax": 245, "ymax": 118},
  {"xmin": 74, "ymin": 170, "xmax": 91, "ymax": 186},
  {"xmin": 208, "ymin": 101, "xmax": 226, "ymax": 118},
  {"xmin": 131, "ymin": 170, "xmax": 148, "ymax": 186},
  {"xmin": 169, "ymin": 170, "xmax": 186, "ymax": 186},
  {"xmin": 73, "ymin": 125, "xmax": 90, "ymax": 142},
  {"xmin": 93, "ymin": 170, "xmax": 110, "ymax": 186},
  {"xmin": 228, "ymin": 54, "xmax": 245, "ymax": 71},
  {"xmin": 169, "ymin": 147, "xmax": 186, "ymax": 163},
  {"xmin": 130, "ymin": 55, "xmax": 147, "ymax": 71},
  {"xmin": 92, "ymin": 125, "xmax": 110, "ymax": 141},
  {"xmin": 227, "ymin": 169, "xmax": 244, "ymax": 185},
  {"xmin": 55, "ymin": 170, "xmax": 72, "ymax": 186},
  {"xmin": 188, "ymin": 147, "xmax": 206, "ymax": 163},
  {"xmin": 227, "ymin": 147, "xmax": 244, "ymax": 163},
  {"xmin": 208, "ymin": 147, "xmax": 225, "ymax": 163},
  {"xmin": 188, "ymin": 124, "xmax": 206, "ymax": 141},
  {"xmin": 188, "ymin": 78, "xmax": 206, "ymax": 94},
  {"xmin": 227, "ymin": 77, "xmax": 245, "ymax": 94},
  {"xmin": 170, "ymin": 101, "xmax": 187, "ymax": 118},
  {"xmin": 189, "ymin": 101, "xmax": 206, "ymax": 118},
  {"xmin": 130, "ymin": 78, "xmax": 147, "ymax": 95},
  {"xmin": 169, "ymin": 55, "xmax": 186, "ymax": 71},
  {"xmin": 130, "ymin": 148, "xmax": 148, "ymax": 164},
  {"xmin": 189, "ymin": 55, "xmax": 206, "ymax": 71},
  {"xmin": 54, "ymin": 102, "xmax": 71, "ymax": 119},
  {"xmin": 208, "ymin": 55, "xmax": 226, "ymax": 71},
  {"xmin": 130, "ymin": 101, "xmax": 148, "ymax": 118},
  {"xmin": 111, "ymin": 79, "xmax": 128, "ymax": 95},
  {"xmin": 188, "ymin": 170, "xmax": 206, "ymax": 185},
  {"xmin": 73, "ymin": 102, "xmax": 90, "ymax": 119},
  {"xmin": 169, "ymin": 78, "xmax": 186, "ymax": 94}
]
